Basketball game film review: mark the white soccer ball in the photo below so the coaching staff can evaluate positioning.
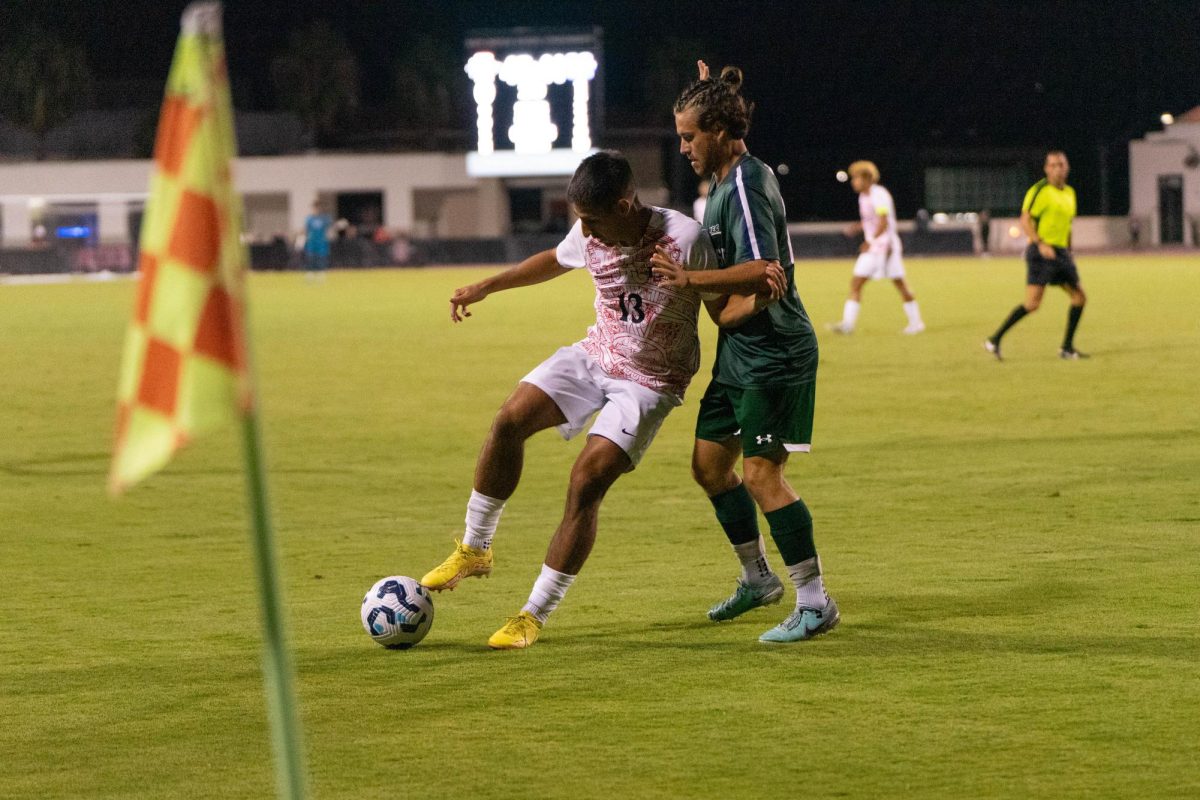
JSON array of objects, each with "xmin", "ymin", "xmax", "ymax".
[{"xmin": 360, "ymin": 576, "xmax": 434, "ymax": 649}]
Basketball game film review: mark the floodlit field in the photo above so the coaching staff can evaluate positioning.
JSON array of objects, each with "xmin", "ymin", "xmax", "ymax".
[{"xmin": 2, "ymin": 254, "xmax": 1197, "ymax": 799}]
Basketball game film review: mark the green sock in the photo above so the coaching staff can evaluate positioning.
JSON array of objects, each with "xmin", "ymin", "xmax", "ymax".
[
  {"xmin": 709, "ymin": 484, "xmax": 759, "ymax": 546},
  {"xmin": 764, "ymin": 499, "xmax": 816, "ymax": 566}
]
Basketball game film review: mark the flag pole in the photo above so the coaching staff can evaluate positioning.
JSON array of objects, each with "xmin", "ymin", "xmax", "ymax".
[
  {"xmin": 241, "ymin": 404, "xmax": 307, "ymax": 800},
  {"xmin": 106, "ymin": 3, "xmax": 309, "ymax": 796},
  {"xmin": 109, "ymin": 2, "xmax": 308, "ymax": 796},
  {"xmin": 199, "ymin": 1, "xmax": 307, "ymax": 794}
]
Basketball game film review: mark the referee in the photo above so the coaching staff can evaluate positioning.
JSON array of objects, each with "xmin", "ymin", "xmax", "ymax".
[{"xmin": 985, "ymin": 150, "xmax": 1088, "ymax": 360}]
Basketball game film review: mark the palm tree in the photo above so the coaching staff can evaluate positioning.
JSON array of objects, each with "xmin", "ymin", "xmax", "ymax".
[
  {"xmin": 270, "ymin": 21, "xmax": 360, "ymax": 148},
  {"xmin": 392, "ymin": 37, "xmax": 464, "ymax": 131},
  {"xmin": 0, "ymin": 25, "xmax": 92, "ymax": 160}
]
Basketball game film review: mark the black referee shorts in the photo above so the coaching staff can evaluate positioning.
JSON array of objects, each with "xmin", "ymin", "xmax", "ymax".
[{"xmin": 1025, "ymin": 244, "xmax": 1080, "ymax": 287}]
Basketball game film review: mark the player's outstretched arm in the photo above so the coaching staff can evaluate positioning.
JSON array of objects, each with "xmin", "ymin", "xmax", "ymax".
[
  {"xmin": 651, "ymin": 246, "xmax": 785, "ymax": 298},
  {"xmin": 450, "ymin": 248, "xmax": 570, "ymax": 322}
]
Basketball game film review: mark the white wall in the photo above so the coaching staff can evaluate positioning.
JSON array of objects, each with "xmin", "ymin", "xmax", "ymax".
[
  {"xmin": 986, "ymin": 216, "xmax": 1134, "ymax": 253},
  {"xmin": 0, "ymin": 152, "xmax": 481, "ymax": 246},
  {"xmin": 413, "ymin": 188, "xmax": 483, "ymax": 238},
  {"xmin": 1128, "ymin": 123, "xmax": 1200, "ymax": 245},
  {"xmin": 243, "ymin": 193, "xmax": 290, "ymax": 241}
]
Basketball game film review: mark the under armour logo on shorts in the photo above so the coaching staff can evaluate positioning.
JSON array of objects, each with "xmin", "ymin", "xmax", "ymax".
[{"xmin": 756, "ymin": 434, "xmax": 773, "ymax": 444}]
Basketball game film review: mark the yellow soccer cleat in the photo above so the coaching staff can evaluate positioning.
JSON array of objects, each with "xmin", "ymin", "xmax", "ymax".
[
  {"xmin": 487, "ymin": 611, "xmax": 543, "ymax": 650},
  {"xmin": 419, "ymin": 540, "xmax": 493, "ymax": 591}
]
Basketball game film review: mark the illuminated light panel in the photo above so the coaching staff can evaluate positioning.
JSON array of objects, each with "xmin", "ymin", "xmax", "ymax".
[
  {"xmin": 466, "ymin": 149, "xmax": 596, "ymax": 178},
  {"xmin": 465, "ymin": 50, "xmax": 598, "ymax": 176}
]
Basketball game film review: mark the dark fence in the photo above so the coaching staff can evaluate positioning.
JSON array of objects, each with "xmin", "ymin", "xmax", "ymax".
[
  {"xmin": 794, "ymin": 230, "xmax": 974, "ymax": 258},
  {"xmin": 0, "ymin": 248, "xmax": 64, "ymax": 275},
  {"xmin": 252, "ymin": 234, "xmax": 574, "ymax": 269},
  {"xmin": 0, "ymin": 230, "xmax": 975, "ymax": 275}
]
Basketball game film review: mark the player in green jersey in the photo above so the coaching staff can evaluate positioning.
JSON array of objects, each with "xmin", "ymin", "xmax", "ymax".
[
  {"xmin": 420, "ymin": 151, "xmax": 783, "ymax": 650},
  {"xmin": 985, "ymin": 150, "xmax": 1089, "ymax": 360},
  {"xmin": 653, "ymin": 61, "xmax": 839, "ymax": 644}
]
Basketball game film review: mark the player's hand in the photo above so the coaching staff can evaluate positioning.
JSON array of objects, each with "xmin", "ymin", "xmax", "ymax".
[
  {"xmin": 858, "ymin": 241, "xmax": 870, "ymax": 254},
  {"xmin": 650, "ymin": 246, "xmax": 689, "ymax": 288},
  {"xmin": 450, "ymin": 283, "xmax": 488, "ymax": 323},
  {"xmin": 697, "ymin": 60, "xmax": 710, "ymax": 80},
  {"xmin": 842, "ymin": 224, "xmax": 860, "ymax": 239},
  {"xmin": 764, "ymin": 261, "xmax": 787, "ymax": 300},
  {"xmin": 1037, "ymin": 242, "xmax": 1056, "ymax": 260}
]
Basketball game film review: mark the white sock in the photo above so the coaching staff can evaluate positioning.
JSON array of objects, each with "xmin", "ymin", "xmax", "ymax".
[
  {"xmin": 462, "ymin": 490, "xmax": 505, "ymax": 551},
  {"xmin": 786, "ymin": 556, "xmax": 827, "ymax": 610},
  {"xmin": 903, "ymin": 300, "xmax": 923, "ymax": 325},
  {"xmin": 842, "ymin": 299, "xmax": 860, "ymax": 328},
  {"xmin": 733, "ymin": 536, "xmax": 774, "ymax": 585},
  {"xmin": 522, "ymin": 564, "xmax": 576, "ymax": 623}
]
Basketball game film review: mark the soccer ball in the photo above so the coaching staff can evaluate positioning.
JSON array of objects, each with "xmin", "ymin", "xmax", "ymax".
[{"xmin": 360, "ymin": 576, "xmax": 434, "ymax": 649}]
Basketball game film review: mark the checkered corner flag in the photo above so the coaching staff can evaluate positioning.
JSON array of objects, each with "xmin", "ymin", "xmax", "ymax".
[
  {"xmin": 109, "ymin": 0, "xmax": 251, "ymax": 494},
  {"xmin": 108, "ymin": 5, "xmax": 308, "ymax": 800}
]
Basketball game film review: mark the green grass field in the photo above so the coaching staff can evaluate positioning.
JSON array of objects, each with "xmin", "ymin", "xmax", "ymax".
[{"xmin": 2, "ymin": 254, "xmax": 1198, "ymax": 799}]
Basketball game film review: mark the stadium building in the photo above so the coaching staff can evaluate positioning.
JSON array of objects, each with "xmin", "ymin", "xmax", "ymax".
[
  {"xmin": 1128, "ymin": 105, "xmax": 1200, "ymax": 246},
  {"xmin": 0, "ymin": 27, "xmax": 1188, "ymax": 276}
]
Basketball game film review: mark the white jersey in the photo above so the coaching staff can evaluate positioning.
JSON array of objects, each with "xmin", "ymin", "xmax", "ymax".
[
  {"xmin": 555, "ymin": 206, "xmax": 715, "ymax": 397},
  {"xmin": 859, "ymin": 184, "xmax": 901, "ymax": 253}
]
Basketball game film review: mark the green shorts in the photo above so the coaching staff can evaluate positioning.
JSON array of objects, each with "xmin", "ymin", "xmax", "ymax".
[{"xmin": 695, "ymin": 379, "xmax": 815, "ymax": 458}]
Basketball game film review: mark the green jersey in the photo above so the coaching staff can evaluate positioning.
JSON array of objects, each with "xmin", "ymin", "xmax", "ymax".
[
  {"xmin": 1022, "ymin": 179, "xmax": 1076, "ymax": 248},
  {"xmin": 703, "ymin": 154, "xmax": 818, "ymax": 387}
]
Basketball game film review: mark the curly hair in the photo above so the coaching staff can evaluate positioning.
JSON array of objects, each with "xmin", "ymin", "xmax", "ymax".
[{"xmin": 673, "ymin": 65, "xmax": 754, "ymax": 139}]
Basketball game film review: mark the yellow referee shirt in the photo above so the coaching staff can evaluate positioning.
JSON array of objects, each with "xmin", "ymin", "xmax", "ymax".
[{"xmin": 1022, "ymin": 179, "xmax": 1076, "ymax": 249}]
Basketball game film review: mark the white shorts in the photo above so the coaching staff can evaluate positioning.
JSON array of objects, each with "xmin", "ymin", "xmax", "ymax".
[
  {"xmin": 521, "ymin": 345, "xmax": 681, "ymax": 467},
  {"xmin": 852, "ymin": 248, "xmax": 906, "ymax": 280}
]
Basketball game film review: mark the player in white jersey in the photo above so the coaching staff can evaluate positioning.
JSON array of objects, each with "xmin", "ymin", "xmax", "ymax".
[
  {"xmin": 419, "ymin": 151, "xmax": 781, "ymax": 649},
  {"xmin": 828, "ymin": 161, "xmax": 925, "ymax": 335}
]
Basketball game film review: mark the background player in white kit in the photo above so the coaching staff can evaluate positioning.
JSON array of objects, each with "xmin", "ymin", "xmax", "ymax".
[
  {"xmin": 420, "ymin": 151, "xmax": 780, "ymax": 649},
  {"xmin": 829, "ymin": 161, "xmax": 925, "ymax": 335}
]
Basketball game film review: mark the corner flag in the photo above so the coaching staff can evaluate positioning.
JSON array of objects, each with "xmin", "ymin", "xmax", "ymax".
[
  {"xmin": 108, "ymin": 4, "xmax": 307, "ymax": 799},
  {"xmin": 109, "ymin": 1, "xmax": 250, "ymax": 493}
]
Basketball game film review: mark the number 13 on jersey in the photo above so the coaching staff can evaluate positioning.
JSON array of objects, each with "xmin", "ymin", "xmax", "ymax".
[{"xmin": 618, "ymin": 292, "xmax": 645, "ymax": 323}]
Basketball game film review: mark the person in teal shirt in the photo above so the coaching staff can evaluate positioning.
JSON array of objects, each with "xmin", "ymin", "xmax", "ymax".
[{"xmin": 303, "ymin": 202, "xmax": 332, "ymax": 277}]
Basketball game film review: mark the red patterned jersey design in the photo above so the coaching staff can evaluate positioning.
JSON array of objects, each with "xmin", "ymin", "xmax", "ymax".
[{"xmin": 577, "ymin": 222, "xmax": 703, "ymax": 397}]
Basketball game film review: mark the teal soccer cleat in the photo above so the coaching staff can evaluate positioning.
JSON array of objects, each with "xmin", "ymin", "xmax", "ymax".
[
  {"xmin": 707, "ymin": 575, "xmax": 785, "ymax": 622},
  {"xmin": 758, "ymin": 596, "xmax": 840, "ymax": 643}
]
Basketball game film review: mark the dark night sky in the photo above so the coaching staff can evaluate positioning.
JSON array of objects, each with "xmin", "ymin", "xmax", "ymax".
[{"xmin": 3, "ymin": 0, "xmax": 1199, "ymax": 218}]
